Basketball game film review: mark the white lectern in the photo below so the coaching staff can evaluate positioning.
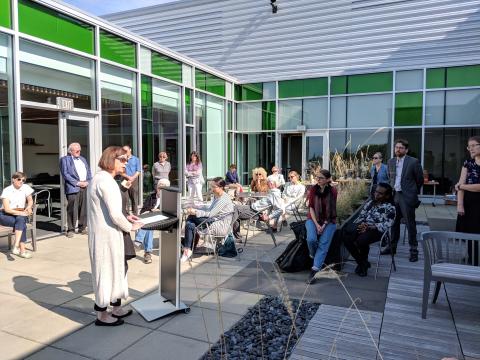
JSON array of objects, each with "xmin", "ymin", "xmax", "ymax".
[{"xmin": 131, "ymin": 187, "xmax": 190, "ymax": 321}]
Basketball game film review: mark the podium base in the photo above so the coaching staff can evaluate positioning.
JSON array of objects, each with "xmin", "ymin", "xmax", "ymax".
[{"xmin": 131, "ymin": 293, "xmax": 190, "ymax": 322}]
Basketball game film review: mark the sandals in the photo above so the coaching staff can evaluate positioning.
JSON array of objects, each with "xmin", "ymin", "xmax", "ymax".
[
  {"xmin": 95, "ymin": 318, "xmax": 124, "ymax": 326},
  {"xmin": 112, "ymin": 309, "xmax": 133, "ymax": 319}
]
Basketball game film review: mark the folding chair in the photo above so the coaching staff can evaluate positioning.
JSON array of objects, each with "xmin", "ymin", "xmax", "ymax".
[
  {"xmin": 194, "ymin": 212, "xmax": 235, "ymax": 255},
  {"xmin": 243, "ymin": 205, "xmax": 277, "ymax": 248},
  {"xmin": 374, "ymin": 225, "xmax": 396, "ymax": 279}
]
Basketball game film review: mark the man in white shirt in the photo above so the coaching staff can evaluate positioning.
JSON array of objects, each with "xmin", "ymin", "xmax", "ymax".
[{"xmin": 59, "ymin": 142, "xmax": 92, "ymax": 237}]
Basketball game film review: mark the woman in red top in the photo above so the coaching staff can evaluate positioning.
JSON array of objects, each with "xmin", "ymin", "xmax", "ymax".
[{"xmin": 305, "ymin": 169, "xmax": 337, "ymax": 284}]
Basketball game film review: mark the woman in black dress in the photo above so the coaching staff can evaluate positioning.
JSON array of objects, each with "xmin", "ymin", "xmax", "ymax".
[{"xmin": 455, "ymin": 135, "xmax": 480, "ymax": 264}]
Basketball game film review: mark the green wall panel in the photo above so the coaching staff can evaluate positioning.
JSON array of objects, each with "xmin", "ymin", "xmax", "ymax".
[
  {"xmin": 262, "ymin": 101, "xmax": 276, "ymax": 130},
  {"xmin": 195, "ymin": 69, "xmax": 206, "ymax": 91},
  {"xmin": 331, "ymin": 76, "xmax": 347, "ymax": 95},
  {"xmin": 18, "ymin": 0, "xmax": 94, "ymax": 54},
  {"xmin": 151, "ymin": 52, "xmax": 182, "ymax": 83},
  {"xmin": 426, "ymin": 68, "xmax": 446, "ymax": 89},
  {"xmin": 348, "ymin": 72, "xmax": 392, "ymax": 94},
  {"xmin": 395, "ymin": 92, "xmax": 423, "ymax": 126},
  {"xmin": 195, "ymin": 69, "xmax": 225, "ymax": 97},
  {"xmin": 235, "ymin": 83, "xmax": 263, "ymax": 101},
  {"xmin": 447, "ymin": 65, "xmax": 480, "ymax": 88},
  {"xmin": 279, "ymin": 78, "xmax": 327, "ymax": 98},
  {"xmin": 141, "ymin": 75, "xmax": 153, "ymax": 168},
  {"xmin": 0, "ymin": 0, "xmax": 11, "ymax": 28},
  {"xmin": 100, "ymin": 30, "xmax": 136, "ymax": 68}
]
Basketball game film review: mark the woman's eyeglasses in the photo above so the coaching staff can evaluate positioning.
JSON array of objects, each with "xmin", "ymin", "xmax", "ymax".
[
  {"xmin": 316, "ymin": 176, "xmax": 326, "ymax": 180},
  {"xmin": 289, "ymin": 176, "xmax": 296, "ymax": 179},
  {"xmin": 116, "ymin": 156, "xmax": 128, "ymax": 163},
  {"xmin": 466, "ymin": 144, "xmax": 480, "ymax": 150},
  {"xmin": 15, "ymin": 178, "xmax": 26, "ymax": 182},
  {"xmin": 372, "ymin": 157, "xmax": 380, "ymax": 160}
]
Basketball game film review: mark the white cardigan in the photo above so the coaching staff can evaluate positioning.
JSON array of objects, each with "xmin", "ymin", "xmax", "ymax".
[{"xmin": 87, "ymin": 170, "xmax": 133, "ymax": 308}]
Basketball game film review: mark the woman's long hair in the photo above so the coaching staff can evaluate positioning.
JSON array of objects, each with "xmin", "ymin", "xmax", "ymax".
[{"xmin": 189, "ymin": 151, "xmax": 201, "ymax": 165}]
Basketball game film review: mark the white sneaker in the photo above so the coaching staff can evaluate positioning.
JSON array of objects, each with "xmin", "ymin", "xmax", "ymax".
[
  {"xmin": 180, "ymin": 249, "xmax": 192, "ymax": 263},
  {"xmin": 18, "ymin": 251, "xmax": 32, "ymax": 259},
  {"xmin": 11, "ymin": 247, "xmax": 20, "ymax": 256}
]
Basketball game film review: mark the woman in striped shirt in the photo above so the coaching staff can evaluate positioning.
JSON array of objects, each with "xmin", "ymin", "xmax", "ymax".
[{"xmin": 182, "ymin": 177, "xmax": 234, "ymax": 262}]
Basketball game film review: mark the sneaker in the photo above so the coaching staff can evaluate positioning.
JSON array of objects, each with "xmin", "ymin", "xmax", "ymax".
[
  {"xmin": 409, "ymin": 253, "xmax": 418, "ymax": 262},
  {"xmin": 180, "ymin": 249, "xmax": 192, "ymax": 263},
  {"xmin": 11, "ymin": 247, "xmax": 20, "ymax": 256},
  {"xmin": 144, "ymin": 252, "xmax": 152, "ymax": 264},
  {"xmin": 80, "ymin": 227, "xmax": 88, "ymax": 235},
  {"xmin": 66, "ymin": 231, "xmax": 74, "ymax": 238},
  {"xmin": 306, "ymin": 269, "xmax": 318, "ymax": 284},
  {"xmin": 133, "ymin": 241, "xmax": 143, "ymax": 251},
  {"xmin": 18, "ymin": 251, "xmax": 32, "ymax": 259}
]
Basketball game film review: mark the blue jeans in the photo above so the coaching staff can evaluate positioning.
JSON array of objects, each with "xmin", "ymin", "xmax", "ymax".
[
  {"xmin": 135, "ymin": 229, "xmax": 153, "ymax": 253},
  {"xmin": 305, "ymin": 219, "xmax": 337, "ymax": 271},
  {"xmin": 0, "ymin": 211, "xmax": 27, "ymax": 243}
]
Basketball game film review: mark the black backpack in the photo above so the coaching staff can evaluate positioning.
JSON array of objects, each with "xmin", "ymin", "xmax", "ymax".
[
  {"xmin": 218, "ymin": 233, "xmax": 240, "ymax": 257},
  {"xmin": 275, "ymin": 221, "xmax": 312, "ymax": 272}
]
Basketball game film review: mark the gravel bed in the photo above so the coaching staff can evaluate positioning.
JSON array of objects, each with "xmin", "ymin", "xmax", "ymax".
[{"xmin": 200, "ymin": 296, "xmax": 320, "ymax": 360}]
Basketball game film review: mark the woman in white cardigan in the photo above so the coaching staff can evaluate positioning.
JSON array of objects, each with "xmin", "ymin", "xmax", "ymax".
[{"xmin": 88, "ymin": 146, "xmax": 143, "ymax": 326}]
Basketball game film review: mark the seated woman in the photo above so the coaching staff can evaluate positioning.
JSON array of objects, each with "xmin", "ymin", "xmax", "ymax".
[
  {"xmin": 277, "ymin": 170, "xmax": 305, "ymax": 226},
  {"xmin": 135, "ymin": 178, "xmax": 170, "ymax": 264},
  {"xmin": 225, "ymin": 164, "xmax": 243, "ymax": 194},
  {"xmin": 250, "ymin": 167, "xmax": 268, "ymax": 193},
  {"xmin": 306, "ymin": 169, "xmax": 337, "ymax": 284},
  {"xmin": 182, "ymin": 177, "xmax": 234, "ymax": 262},
  {"xmin": 267, "ymin": 166, "xmax": 285, "ymax": 189},
  {"xmin": 0, "ymin": 172, "xmax": 34, "ymax": 258},
  {"xmin": 343, "ymin": 183, "xmax": 396, "ymax": 277}
]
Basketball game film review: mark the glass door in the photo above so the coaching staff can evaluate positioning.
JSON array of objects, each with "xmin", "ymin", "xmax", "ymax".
[
  {"xmin": 303, "ymin": 131, "xmax": 329, "ymax": 181},
  {"xmin": 280, "ymin": 133, "xmax": 302, "ymax": 179},
  {"xmin": 59, "ymin": 112, "xmax": 95, "ymax": 233}
]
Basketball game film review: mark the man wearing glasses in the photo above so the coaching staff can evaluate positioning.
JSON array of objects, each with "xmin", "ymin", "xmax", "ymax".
[
  {"xmin": 386, "ymin": 139, "xmax": 423, "ymax": 262},
  {"xmin": 60, "ymin": 142, "xmax": 92, "ymax": 237}
]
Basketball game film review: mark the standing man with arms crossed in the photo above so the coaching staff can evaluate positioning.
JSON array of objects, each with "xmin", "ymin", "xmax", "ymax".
[
  {"xmin": 120, "ymin": 145, "xmax": 141, "ymax": 215},
  {"xmin": 384, "ymin": 139, "xmax": 423, "ymax": 262},
  {"xmin": 60, "ymin": 142, "xmax": 92, "ymax": 237}
]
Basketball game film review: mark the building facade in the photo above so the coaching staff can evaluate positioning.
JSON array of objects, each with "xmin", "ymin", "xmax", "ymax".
[{"xmin": 107, "ymin": 0, "xmax": 480, "ymax": 193}]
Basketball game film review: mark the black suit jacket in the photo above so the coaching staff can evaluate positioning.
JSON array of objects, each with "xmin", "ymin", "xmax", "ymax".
[{"xmin": 387, "ymin": 155, "xmax": 423, "ymax": 207}]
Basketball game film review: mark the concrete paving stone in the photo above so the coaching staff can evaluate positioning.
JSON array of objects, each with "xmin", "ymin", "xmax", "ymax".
[
  {"xmin": 0, "ymin": 330, "xmax": 44, "ymax": 360},
  {"xmin": 59, "ymin": 292, "xmax": 97, "ymax": 315},
  {"xmin": 195, "ymin": 288, "xmax": 263, "ymax": 315},
  {"xmin": 112, "ymin": 330, "xmax": 210, "ymax": 360},
  {"xmin": 25, "ymin": 282, "xmax": 93, "ymax": 307},
  {"xmin": 0, "ymin": 293, "xmax": 55, "ymax": 330},
  {"xmin": 120, "ymin": 304, "xmax": 173, "ymax": 330},
  {"xmin": 3, "ymin": 306, "xmax": 95, "ymax": 344},
  {"xmin": 157, "ymin": 305, "xmax": 241, "ymax": 343},
  {"xmin": 179, "ymin": 281, "xmax": 215, "ymax": 306},
  {"xmin": 52, "ymin": 323, "xmax": 151, "ymax": 360},
  {"xmin": 26, "ymin": 346, "xmax": 91, "ymax": 360}
]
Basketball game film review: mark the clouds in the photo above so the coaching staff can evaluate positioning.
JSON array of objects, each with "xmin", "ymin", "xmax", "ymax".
[{"xmin": 62, "ymin": 0, "xmax": 178, "ymax": 15}]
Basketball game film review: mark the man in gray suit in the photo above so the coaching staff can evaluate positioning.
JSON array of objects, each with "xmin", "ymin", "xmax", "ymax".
[{"xmin": 384, "ymin": 139, "xmax": 423, "ymax": 262}]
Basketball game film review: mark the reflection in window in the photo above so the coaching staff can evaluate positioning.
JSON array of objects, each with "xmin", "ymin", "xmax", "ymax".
[
  {"xmin": 101, "ymin": 63, "xmax": 136, "ymax": 150},
  {"xmin": 393, "ymin": 128, "xmax": 421, "ymax": 160},
  {"xmin": 19, "ymin": 40, "xmax": 95, "ymax": 109},
  {"xmin": 236, "ymin": 133, "xmax": 275, "ymax": 184}
]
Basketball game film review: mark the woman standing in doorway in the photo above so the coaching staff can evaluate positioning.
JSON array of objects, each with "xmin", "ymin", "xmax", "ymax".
[
  {"xmin": 153, "ymin": 151, "xmax": 171, "ymax": 189},
  {"xmin": 185, "ymin": 151, "xmax": 204, "ymax": 201},
  {"xmin": 88, "ymin": 146, "xmax": 143, "ymax": 326}
]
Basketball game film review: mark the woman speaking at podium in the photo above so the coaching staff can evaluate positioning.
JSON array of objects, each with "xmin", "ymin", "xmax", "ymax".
[{"xmin": 88, "ymin": 146, "xmax": 143, "ymax": 326}]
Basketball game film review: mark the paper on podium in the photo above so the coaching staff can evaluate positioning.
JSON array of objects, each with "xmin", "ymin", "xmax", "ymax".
[{"xmin": 137, "ymin": 214, "xmax": 168, "ymax": 225}]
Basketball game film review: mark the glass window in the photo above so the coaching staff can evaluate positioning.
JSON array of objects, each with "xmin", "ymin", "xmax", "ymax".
[
  {"xmin": 263, "ymin": 82, "xmax": 276, "ymax": 99},
  {"xmin": 395, "ymin": 92, "xmax": 422, "ymax": 126},
  {"xmin": 196, "ymin": 93, "xmax": 225, "ymax": 178},
  {"xmin": 235, "ymin": 83, "xmax": 262, "ymax": 101},
  {"xmin": 425, "ymin": 91, "xmax": 445, "ymax": 125},
  {"xmin": 139, "ymin": 47, "xmax": 151, "ymax": 73},
  {"xmin": 262, "ymin": 101, "xmax": 276, "ymax": 131},
  {"xmin": 100, "ymin": 30, "xmax": 136, "ymax": 68},
  {"xmin": 151, "ymin": 51, "xmax": 182, "ymax": 83},
  {"xmin": 1, "ymin": 0, "xmax": 11, "ymax": 28},
  {"xmin": 100, "ymin": 63, "xmax": 136, "ymax": 149},
  {"xmin": 236, "ymin": 102, "xmax": 261, "ymax": 131},
  {"xmin": 227, "ymin": 101, "xmax": 233, "ymax": 130},
  {"xmin": 447, "ymin": 65, "xmax": 480, "ymax": 88},
  {"xmin": 0, "ymin": 33, "xmax": 14, "ymax": 187},
  {"xmin": 185, "ymin": 88, "xmax": 193, "ymax": 125},
  {"xmin": 182, "ymin": 64, "xmax": 192, "ymax": 87},
  {"xmin": 236, "ymin": 133, "xmax": 275, "ymax": 184},
  {"xmin": 396, "ymin": 70, "xmax": 423, "ymax": 91},
  {"xmin": 18, "ymin": 0, "xmax": 94, "ymax": 54},
  {"xmin": 279, "ymin": 77, "xmax": 327, "ymax": 98},
  {"xmin": 393, "ymin": 128, "xmax": 421, "ymax": 160},
  {"xmin": 424, "ymin": 127, "xmax": 480, "ymax": 195},
  {"xmin": 330, "ymin": 96, "xmax": 346, "ymax": 128},
  {"xmin": 348, "ymin": 94, "xmax": 392, "ymax": 128},
  {"xmin": 278, "ymin": 100, "xmax": 302, "ymax": 130},
  {"xmin": 303, "ymin": 98, "xmax": 327, "ymax": 129},
  {"xmin": 195, "ymin": 69, "xmax": 225, "ymax": 97},
  {"xmin": 331, "ymin": 76, "xmax": 347, "ymax": 95},
  {"xmin": 19, "ymin": 40, "xmax": 95, "ymax": 109},
  {"xmin": 426, "ymin": 68, "xmax": 446, "ymax": 89},
  {"xmin": 185, "ymin": 126, "xmax": 194, "ymax": 163},
  {"xmin": 347, "ymin": 72, "xmax": 392, "ymax": 94},
  {"xmin": 445, "ymin": 89, "xmax": 480, "ymax": 125}
]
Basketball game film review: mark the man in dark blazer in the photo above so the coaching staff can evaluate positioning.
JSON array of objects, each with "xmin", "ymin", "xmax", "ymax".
[
  {"xmin": 59, "ymin": 142, "xmax": 92, "ymax": 237},
  {"xmin": 384, "ymin": 139, "xmax": 423, "ymax": 262}
]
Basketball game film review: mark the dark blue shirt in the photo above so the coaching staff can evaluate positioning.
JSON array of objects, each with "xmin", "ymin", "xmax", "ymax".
[{"xmin": 225, "ymin": 170, "xmax": 239, "ymax": 184}]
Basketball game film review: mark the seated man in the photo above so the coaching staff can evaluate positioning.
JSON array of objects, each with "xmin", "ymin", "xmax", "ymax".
[
  {"xmin": 182, "ymin": 177, "xmax": 234, "ymax": 262},
  {"xmin": 232, "ymin": 179, "xmax": 284, "ymax": 238},
  {"xmin": 343, "ymin": 182, "xmax": 396, "ymax": 277}
]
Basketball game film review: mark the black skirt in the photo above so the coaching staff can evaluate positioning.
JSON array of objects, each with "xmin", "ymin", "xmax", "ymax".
[{"xmin": 456, "ymin": 190, "xmax": 480, "ymax": 265}]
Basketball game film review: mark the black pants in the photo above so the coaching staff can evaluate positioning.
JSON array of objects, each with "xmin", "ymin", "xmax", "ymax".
[
  {"xmin": 343, "ymin": 228, "xmax": 382, "ymax": 265},
  {"xmin": 121, "ymin": 179, "xmax": 139, "ymax": 215},
  {"xmin": 66, "ymin": 188, "xmax": 87, "ymax": 232},
  {"xmin": 391, "ymin": 192, "xmax": 418, "ymax": 255},
  {"xmin": 182, "ymin": 215, "xmax": 208, "ymax": 249}
]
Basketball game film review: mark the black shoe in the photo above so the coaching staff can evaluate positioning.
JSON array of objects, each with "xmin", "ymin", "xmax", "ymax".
[
  {"xmin": 66, "ymin": 231, "xmax": 74, "ymax": 238},
  {"xmin": 409, "ymin": 253, "xmax": 418, "ymax": 262},
  {"xmin": 95, "ymin": 318, "xmax": 124, "ymax": 326},
  {"xmin": 354, "ymin": 264, "xmax": 361, "ymax": 274},
  {"xmin": 357, "ymin": 267, "xmax": 368, "ymax": 277},
  {"xmin": 112, "ymin": 309, "xmax": 133, "ymax": 319},
  {"xmin": 380, "ymin": 247, "xmax": 391, "ymax": 255},
  {"xmin": 306, "ymin": 269, "xmax": 318, "ymax": 284},
  {"xmin": 282, "ymin": 220, "xmax": 288, "ymax": 226}
]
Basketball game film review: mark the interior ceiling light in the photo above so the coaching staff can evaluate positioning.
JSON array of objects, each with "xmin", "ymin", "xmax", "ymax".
[{"xmin": 270, "ymin": 0, "xmax": 278, "ymax": 13}]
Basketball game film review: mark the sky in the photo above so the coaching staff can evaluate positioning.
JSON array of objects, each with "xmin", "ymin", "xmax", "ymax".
[{"xmin": 61, "ymin": 0, "xmax": 179, "ymax": 16}]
